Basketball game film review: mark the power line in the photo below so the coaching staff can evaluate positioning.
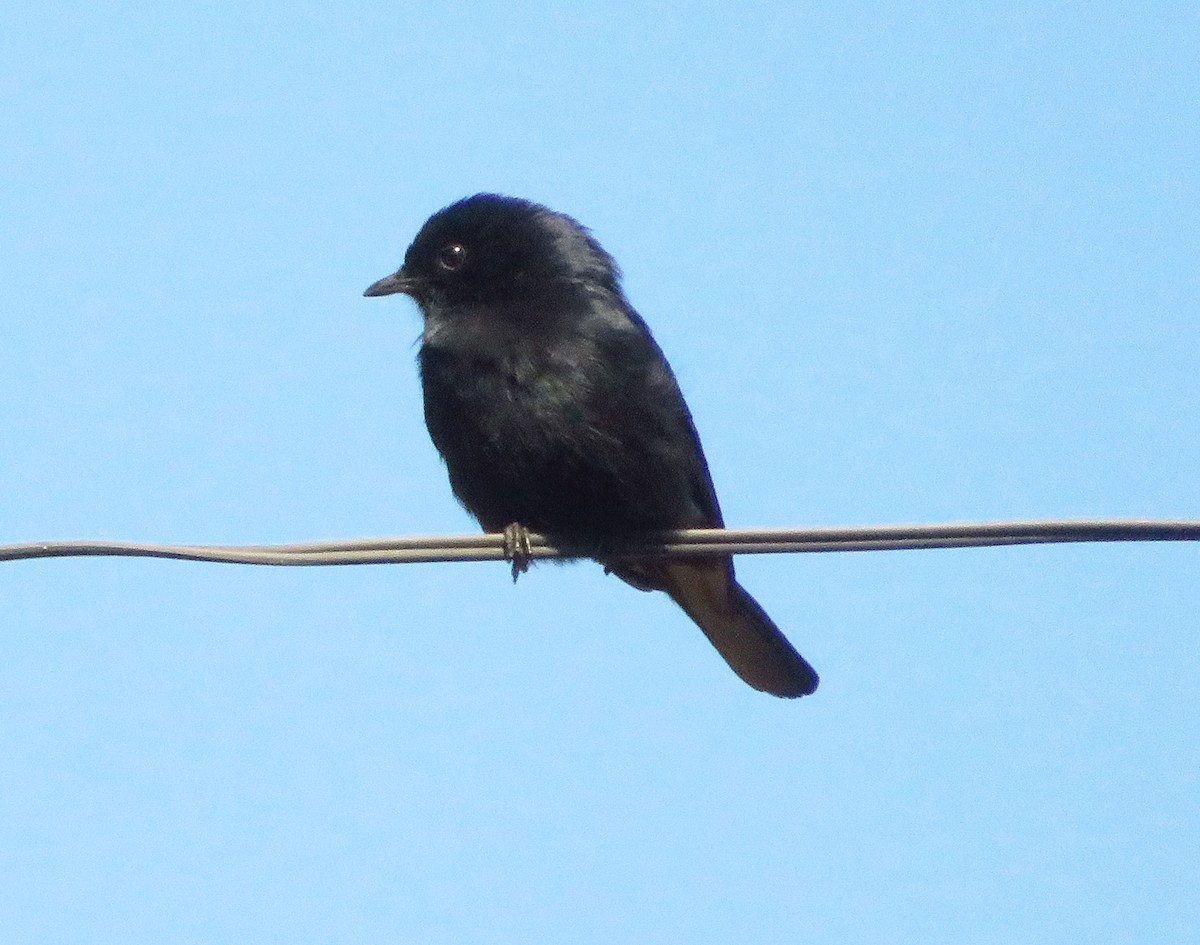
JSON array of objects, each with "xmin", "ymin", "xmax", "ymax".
[{"xmin": 2, "ymin": 519, "xmax": 1197, "ymax": 568}]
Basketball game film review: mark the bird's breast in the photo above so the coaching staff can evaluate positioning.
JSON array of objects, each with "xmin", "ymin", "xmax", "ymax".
[{"xmin": 419, "ymin": 338, "xmax": 596, "ymax": 449}]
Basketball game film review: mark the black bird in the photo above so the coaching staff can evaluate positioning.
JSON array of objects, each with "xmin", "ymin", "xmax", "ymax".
[{"xmin": 364, "ymin": 194, "xmax": 818, "ymax": 698}]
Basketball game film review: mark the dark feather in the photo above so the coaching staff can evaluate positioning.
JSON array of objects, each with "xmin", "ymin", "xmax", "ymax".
[{"xmin": 365, "ymin": 194, "xmax": 819, "ymax": 698}]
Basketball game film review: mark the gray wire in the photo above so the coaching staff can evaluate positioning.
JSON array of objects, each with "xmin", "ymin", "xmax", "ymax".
[{"xmin": 1, "ymin": 520, "xmax": 1197, "ymax": 567}]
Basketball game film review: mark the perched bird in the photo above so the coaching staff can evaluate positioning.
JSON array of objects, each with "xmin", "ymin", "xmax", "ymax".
[{"xmin": 364, "ymin": 194, "xmax": 818, "ymax": 697}]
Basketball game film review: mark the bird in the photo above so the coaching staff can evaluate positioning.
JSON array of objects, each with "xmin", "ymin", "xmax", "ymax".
[{"xmin": 364, "ymin": 194, "xmax": 818, "ymax": 698}]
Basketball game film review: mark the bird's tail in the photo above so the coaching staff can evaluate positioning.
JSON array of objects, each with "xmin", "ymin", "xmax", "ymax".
[{"xmin": 610, "ymin": 557, "xmax": 819, "ymax": 698}]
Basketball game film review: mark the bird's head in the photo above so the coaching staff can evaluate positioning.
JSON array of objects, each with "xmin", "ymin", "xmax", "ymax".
[{"xmin": 363, "ymin": 193, "xmax": 622, "ymax": 310}]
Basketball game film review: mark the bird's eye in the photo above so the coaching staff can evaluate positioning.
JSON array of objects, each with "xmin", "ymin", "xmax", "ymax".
[{"xmin": 436, "ymin": 243, "xmax": 467, "ymax": 272}]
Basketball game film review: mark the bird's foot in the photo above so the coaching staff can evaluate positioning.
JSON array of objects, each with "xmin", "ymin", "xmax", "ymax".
[{"xmin": 502, "ymin": 523, "xmax": 533, "ymax": 583}]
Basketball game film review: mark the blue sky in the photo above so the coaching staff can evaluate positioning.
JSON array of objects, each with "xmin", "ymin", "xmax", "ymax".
[{"xmin": 2, "ymin": 2, "xmax": 1197, "ymax": 942}]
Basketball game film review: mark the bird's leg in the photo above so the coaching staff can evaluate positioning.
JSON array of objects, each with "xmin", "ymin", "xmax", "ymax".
[{"xmin": 502, "ymin": 522, "xmax": 533, "ymax": 582}]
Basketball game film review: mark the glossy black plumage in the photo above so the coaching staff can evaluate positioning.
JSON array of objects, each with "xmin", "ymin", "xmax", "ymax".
[{"xmin": 364, "ymin": 194, "xmax": 818, "ymax": 697}]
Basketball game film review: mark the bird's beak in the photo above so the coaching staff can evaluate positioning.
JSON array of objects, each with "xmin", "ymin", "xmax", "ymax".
[{"xmin": 363, "ymin": 268, "xmax": 420, "ymax": 298}]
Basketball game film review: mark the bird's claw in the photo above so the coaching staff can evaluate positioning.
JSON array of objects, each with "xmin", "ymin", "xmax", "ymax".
[{"xmin": 503, "ymin": 523, "xmax": 533, "ymax": 582}]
